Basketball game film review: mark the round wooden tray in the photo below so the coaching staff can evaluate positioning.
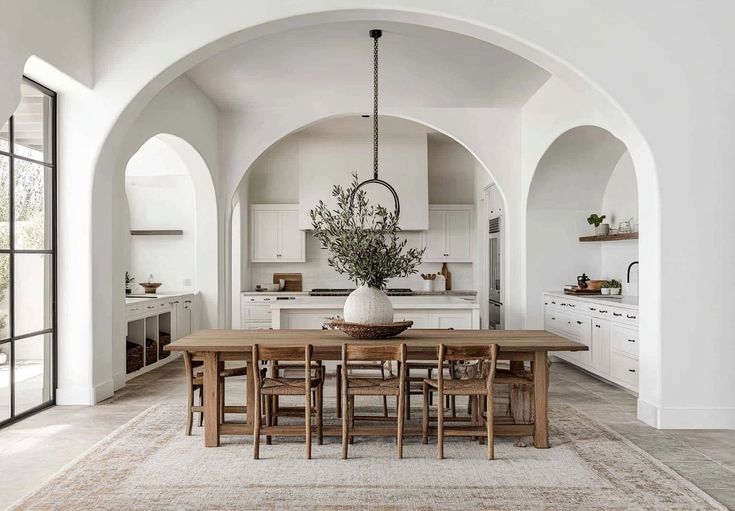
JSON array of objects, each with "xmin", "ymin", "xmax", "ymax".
[{"xmin": 327, "ymin": 320, "xmax": 413, "ymax": 340}]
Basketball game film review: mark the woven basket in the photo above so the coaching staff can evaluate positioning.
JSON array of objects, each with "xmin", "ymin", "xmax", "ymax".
[
  {"xmin": 126, "ymin": 341, "xmax": 143, "ymax": 374},
  {"xmin": 327, "ymin": 320, "xmax": 413, "ymax": 340},
  {"xmin": 145, "ymin": 338, "xmax": 158, "ymax": 365},
  {"xmin": 159, "ymin": 333, "xmax": 171, "ymax": 359}
]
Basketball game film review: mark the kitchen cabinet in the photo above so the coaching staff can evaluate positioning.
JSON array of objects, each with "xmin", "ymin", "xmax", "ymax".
[
  {"xmin": 250, "ymin": 205, "xmax": 305, "ymax": 262},
  {"xmin": 273, "ymin": 307, "xmax": 478, "ymax": 330},
  {"xmin": 543, "ymin": 292, "xmax": 638, "ymax": 392},
  {"xmin": 486, "ymin": 185, "xmax": 502, "ymax": 218},
  {"xmin": 422, "ymin": 205, "xmax": 472, "ymax": 263}
]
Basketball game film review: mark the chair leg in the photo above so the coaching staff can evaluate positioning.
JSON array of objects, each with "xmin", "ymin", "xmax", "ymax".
[
  {"xmin": 186, "ymin": 382, "xmax": 194, "ymax": 436},
  {"xmin": 487, "ymin": 391, "xmax": 495, "ymax": 460},
  {"xmin": 349, "ymin": 395, "xmax": 355, "ymax": 444},
  {"xmin": 198, "ymin": 389, "xmax": 204, "ymax": 427},
  {"xmin": 219, "ymin": 378, "xmax": 225, "ymax": 424},
  {"xmin": 380, "ymin": 363, "xmax": 388, "ymax": 418},
  {"xmin": 397, "ymin": 391, "xmax": 405, "ymax": 460},
  {"xmin": 317, "ymin": 382, "xmax": 324, "ymax": 445},
  {"xmin": 264, "ymin": 394, "xmax": 272, "ymax": 445},
  {"xmin": 422, "ymin": 382, "xmax": 429, "ymax": 444},
  {"xmin": 253, "ymin": 389, "xmax": 261, "ymax": 460},
  {"xmin": 405, "ymin": 388, "xmax": 411, "ymax": 421},
  {"xmin": 305, "ymin": 387, "xmax": 312, "ymax": 460},
  {"xmin": 437, "ymin": 390, "xmax": 444, "ymax": 459},
  {"xmin": 451, "ymin": 395, "xmax": 456, "ymax": 418},
  {"xmin": 341, "ymin": 389, "xmax": 349, "ymax": 459},
  {"xmin": 336, "ymin": 365, "xmax": 342, "ymax": 419}
]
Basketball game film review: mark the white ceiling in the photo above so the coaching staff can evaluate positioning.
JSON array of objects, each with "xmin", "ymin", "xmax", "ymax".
[{"xmin": 186, "ymin": 22, "xmax": 550, "ymax": 111}]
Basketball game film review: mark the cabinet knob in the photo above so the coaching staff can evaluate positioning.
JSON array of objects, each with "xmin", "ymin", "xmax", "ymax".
[
  {"xmin": 576, "ymin": 320, "xmax": 583, "ymax": 324},
  {"xmin": 595, "ymin": 324, "xmax": 601, "ymax": 328},
  {"xmin": 569, "ymin": 304, "xmax": 576, "ymax": 308},
  {"xmin": 551, "ymin": 317, "xmax": 556, "ymax": 320},
  {"xmin": 599, "ymin": 310, "xmax": 608, "ymax": 314},
  {"xmin": 589, "ymin": 307, "xmax": 596, "ymax": 311}
]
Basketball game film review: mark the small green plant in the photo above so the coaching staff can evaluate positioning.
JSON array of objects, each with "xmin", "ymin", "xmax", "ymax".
[
  {"xmin": 608, "ymin": 279, "xmax": 621, "ymax": 289},
  {"xmin": 125, "ymin": 272, "xmax": 135, "ymax": 287},
  {"xmin": 587, "ymin": 213, "xmax": 606, "ymax": 228},
  {"xmin": 600, "ymin": 281, "xmax": 611, "ymax": 289}
]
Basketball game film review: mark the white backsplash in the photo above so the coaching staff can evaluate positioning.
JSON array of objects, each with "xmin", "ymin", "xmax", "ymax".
[{"xmin": 248, "ymin": 234, "xmax": 475, "ymax": 291}]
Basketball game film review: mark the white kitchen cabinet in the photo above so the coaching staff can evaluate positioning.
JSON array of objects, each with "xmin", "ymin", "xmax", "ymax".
[
  {"xmin": 591, "ymin": 318, "xmax": 611, "ymax": 375},
  {"xmin": 250, "ymin": 205, "xmax": 305, "ymax": 262},
  {"xmin": 422, "ymin": 205, "xmax": 472, "ymax": 263}
]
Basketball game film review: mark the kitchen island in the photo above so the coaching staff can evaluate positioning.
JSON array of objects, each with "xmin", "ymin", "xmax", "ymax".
[{"xmin": 271, "ymin": 295, "xmax": 480, "ymax": 329}]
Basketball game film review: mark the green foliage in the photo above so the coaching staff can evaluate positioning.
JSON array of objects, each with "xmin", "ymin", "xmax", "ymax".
[
  {"xmin": 587, "ymin": 213, "xmax": 606, "ymax": 227},
  {"xmin": 600, "ymin": 281, "xmax": 611, "ymax": 288},
  {"xmin": 309, "ymin": 174, "xmax": 425, "ymax": 289},
  {"xmin": 608, "ymin": 279, "xmax": 621, "ymax": 288}
]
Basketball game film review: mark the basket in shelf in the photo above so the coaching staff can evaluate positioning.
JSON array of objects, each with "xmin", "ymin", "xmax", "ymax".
[
  {"xmin": 159, "ymin": 332, "xmax": 171, "ymax": 359},
  {"xmin": 145, "ymin": 338, "xmax": 158, "ymax": 365},
  {"xmin": 126, "ymin": 341, "xmax": 144, "ymax": 374},
  {"xmin": 327, "ymin": 320, "xmax": 413, "ymax": 340}
]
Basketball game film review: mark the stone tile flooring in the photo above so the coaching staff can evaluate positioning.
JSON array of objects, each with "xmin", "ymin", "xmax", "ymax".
[{"xmin": 0, "ymin": 357, "xmax": 733, "ymax": 510}]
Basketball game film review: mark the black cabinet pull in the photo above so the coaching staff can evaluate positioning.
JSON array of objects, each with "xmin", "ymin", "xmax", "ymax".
[
  {"xmin": 589, "ymin": 307, "xmax": 596, "ymax": 311},
  {"xmin": 628, "ymin": 339, "xmax": 636, "ymax": 343},
  {"xmin": 599, "ymin": 310, "xmax": 608, "ymax": 314},
  {"xmin": 576, "ymin": 320, "xmax": 583, "ymax": 324},
  {"xmin": 569, "ymin": 304, "xmax": 576, "ymax": 308},
  {"xmin": 613, "ymin": 312, "xmax": 622, "ymax": 317},
  {"xmin": 561, "ymin": 303, "xmax": 567, "ymax": 306},
  {"xmin": 551, "ymin": 301, "xmax": 556, "ymax": 304},
  {"xmin": 551, "ymin": 317, "xmax": 556, "ymax": 320},
  {"xmin": 627, "ymin": 314, "xmax": 636, "ymax": 319},
  {"xmin": 595, "ymin": 324, "xmax": 601, "ymax": 328},
  {"xmin": 628, "ymin": 369, "xmax": 636, "ymax": 373}
]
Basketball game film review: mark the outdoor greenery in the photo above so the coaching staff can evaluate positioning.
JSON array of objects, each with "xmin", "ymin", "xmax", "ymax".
[
  {"xmin": 0, "ymin": 156, "xmax": 47, "ymax": 338},
  {"xmin": 309, "ymin": 174, "xmax": 424, "ymax": 289}
]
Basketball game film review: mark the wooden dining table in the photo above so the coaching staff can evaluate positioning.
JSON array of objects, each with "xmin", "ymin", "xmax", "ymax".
[{"xmin": 165, "ymin": 329, "xmax": 587, "ymax": 448}]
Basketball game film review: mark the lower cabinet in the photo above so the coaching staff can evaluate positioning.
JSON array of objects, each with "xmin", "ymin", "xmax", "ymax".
[
  {"xmin": 276, "ymin": 308, "xmax": 477, "ymax": 330},
  {"xmin": 543, "ymin": 293, "xmax": 638, "ymax": 393}
]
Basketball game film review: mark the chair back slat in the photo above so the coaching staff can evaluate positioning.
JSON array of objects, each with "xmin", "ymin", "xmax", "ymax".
[
  {"xmin": 342, "ymin": 344, "xmax": 405, "ymax": 362},
  {"xmin": 440, "ymin": 345, "xmax": 496, "ymax": 361},
  {"xmin": 256, "ymin": 345, "xmax": 313, "ymax": 362}
]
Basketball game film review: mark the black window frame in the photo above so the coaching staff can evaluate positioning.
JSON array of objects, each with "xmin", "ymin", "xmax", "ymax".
[{"xmin": 0, "ymin": 76, "xmax": 58, "ymax": 428}]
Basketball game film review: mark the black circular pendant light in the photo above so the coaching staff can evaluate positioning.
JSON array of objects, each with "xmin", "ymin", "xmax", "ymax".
[{"xmin": 350, "ymin": 29, "xmax": 401, "ymax": 217}]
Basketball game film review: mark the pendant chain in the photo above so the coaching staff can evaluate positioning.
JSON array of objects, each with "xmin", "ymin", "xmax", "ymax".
[{"xmin": 373, "ymin": 34, "xmax": 379, "ymax": 180}]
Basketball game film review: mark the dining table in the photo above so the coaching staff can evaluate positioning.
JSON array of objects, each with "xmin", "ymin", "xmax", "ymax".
[{"xmin": 165, "ymin": 329, "xmax": 587, "ymax": 448}]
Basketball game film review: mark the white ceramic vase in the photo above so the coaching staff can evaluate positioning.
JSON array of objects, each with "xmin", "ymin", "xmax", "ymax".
[{"xmin": 343, "ymin": 285, "xmax": 394, "ymax": 325}]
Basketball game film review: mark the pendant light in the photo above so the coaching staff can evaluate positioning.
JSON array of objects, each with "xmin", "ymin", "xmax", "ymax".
[{"xmin": 350, "ymin": 29, "xmax": 401, "ymax": 217}]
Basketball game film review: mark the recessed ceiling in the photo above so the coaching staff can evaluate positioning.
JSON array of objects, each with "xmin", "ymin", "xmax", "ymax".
[{"xmin": 186, "ymin": 22, "xmax": 550, "ymax": 111}]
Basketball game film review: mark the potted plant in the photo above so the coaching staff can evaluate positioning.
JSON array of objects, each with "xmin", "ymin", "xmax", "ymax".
[
  {"xmin": 608, "ymin": 279, "xmax": 622, "ymax": 295},
  {"xmin": 587, "ymin": 213, "xmax": 609, "ymax": 235},
  {"xmin": 310, "ymin": 174, "xmax": 424, "ymax": 324},
  {"xmin": 600, "ymin": 281, "xmax": 611, "ymax": 295},
  {"xmin": 125, "ymin": 272, "xmax": 135, "ymax": 295}
]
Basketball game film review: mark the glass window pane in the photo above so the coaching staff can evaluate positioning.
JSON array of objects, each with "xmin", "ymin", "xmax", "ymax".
[
  {"xmin": 14, "ymin": 160, "xmax": 51, "ymax": 249},
  {"xmin": 13, "ymin": 83, "xmax": 53, "ymax": 164},
  {"xmin": 14, "ymin": 333, "xmax": 53, "ymax": 414},
  {"xmin": 0, "ymin": 156, "xmax": 8, "ymax": 250},
  {"xmin": 0, "ymin": 342, "xmax": 9, "ymax": 421},
  {"xmin": 0, "ymin": 254, "xmax": 8, "ymax": 341},
  {"xmin": 0, "ymin": 120, "xmax": 8, "ymax": 152},
  {"xmin": 14, "ymin": 254, "xmax": 52, "ymax": 337}
]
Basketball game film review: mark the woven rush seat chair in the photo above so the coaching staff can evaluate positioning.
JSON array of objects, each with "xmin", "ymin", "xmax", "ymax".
[
  {"xmin": 268, "ymin": 360, "xmax": 325, "ymax": 424},
  {"xmin": 341, "ymin": 343, "xmax": 407, "ymax": 459},
  {"xmin": 184, "ymin": 352, "xmax": 259, "ymax": 435},
  {"xmin": 336, "ymin": 361, "xmax": 390, "ymax": 419},
  {"xmin": 252, "ymin": 344, "xmax": 324, "ymax": 459},
  {"xmin": 422, "ymin": 344, "xmax": 499, "ymax": 460}
]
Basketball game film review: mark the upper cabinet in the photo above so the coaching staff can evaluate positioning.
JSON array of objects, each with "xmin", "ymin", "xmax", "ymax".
[
  {"xmin": 422, "ymin": 205, "xmax": 472, "ymax": 263},
  {"xmin": 250, "ymin": 205, "xmax": 306, "ymax": 262},
  {"xmin": 486, "ymin": 184, "xmax": 502, "ymax": 219}
]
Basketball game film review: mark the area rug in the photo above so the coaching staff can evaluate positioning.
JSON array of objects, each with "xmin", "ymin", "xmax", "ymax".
[{"xmin": 10, "ymin": 404, "xmax": 725, "ymax": 510}]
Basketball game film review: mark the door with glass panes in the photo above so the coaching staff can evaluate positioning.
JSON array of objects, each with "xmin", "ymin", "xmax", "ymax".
[{"xmin": 0, "ymin": 77, "xmax": 56, "ymax": 426}]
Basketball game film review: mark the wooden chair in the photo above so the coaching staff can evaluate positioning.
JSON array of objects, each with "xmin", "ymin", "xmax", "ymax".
[
  {"xmin": 336, "ymin": 361, "xmax": 390, "ymax": 419},
  {"xmin": 183, "ymin": 352, "xmax": 254, "ymax": 435},
  {"xmin": 404, "ymin": 361, "xmax": 455, "ymax": 419},
  {"xmin": 268, "ymin": 361, "xmax": 325, "ymax": 425},
  {"xmin": 422, "ymin": 344, "xmax": 498, "ymax": 460},
  {"xmin": 341, "ymin": 343, "xmax": 407, "ymax": 459},
  {"xmin": 252, "ymin": 344, "xmax": 324, "ymax": 459}
]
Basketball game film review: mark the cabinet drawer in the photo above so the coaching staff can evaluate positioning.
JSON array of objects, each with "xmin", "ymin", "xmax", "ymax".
[
  {"xmin": 611, "ymin": 325, "xmax": 639, "ymax": 358},
  {"xmin": 242, "ymin": 306, "xmax": 272, "ymax": 321},
  {"xmin": 610, "ymin": 351, "xmax": 639, "ymax": 387},
  {"xmin": 242, "ymin": 321, "xmax": 272, "ymax": 330},
  {"xmin": 609, "ymin": 307, "xmax": 638, "ymax": 326}
]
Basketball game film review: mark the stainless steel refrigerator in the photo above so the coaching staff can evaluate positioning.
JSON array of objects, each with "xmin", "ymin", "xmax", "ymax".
[{"xmin": 488, "ymin": 217, "xmax": 503, "ymax": 329}]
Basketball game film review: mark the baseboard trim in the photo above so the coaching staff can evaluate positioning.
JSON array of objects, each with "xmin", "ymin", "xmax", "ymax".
[
  {"xmin": 56, "ymin": 386, "xmax": 95, "ymax": 405},
  {"xmin": 93, "ymin": 379, "xmax": 115, "ymax": 404},
  {"xmin": 112, "ymin": 372, "xmax": 127, "ymax": 391},
  {"xmin": 638, "ymin": 398, "xmax": 735, "ymax": 429}
]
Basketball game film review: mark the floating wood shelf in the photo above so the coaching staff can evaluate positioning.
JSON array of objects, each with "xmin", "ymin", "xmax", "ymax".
[
  {"xmin": 579, "ymin": 232, "xmax": 639, "ymax": 242},
  {"xmin": 130, "ymin": 230, "xmax": 183, "ymax": 236}
]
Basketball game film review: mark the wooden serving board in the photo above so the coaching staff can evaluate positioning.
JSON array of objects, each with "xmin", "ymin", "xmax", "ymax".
[
  {"xmin": 564, "ymin": 288, "xmax": 602, "ymax": 295},
  {"xmin": 273, "ymin": 273, "xmax": 302, "ymax": 292}
]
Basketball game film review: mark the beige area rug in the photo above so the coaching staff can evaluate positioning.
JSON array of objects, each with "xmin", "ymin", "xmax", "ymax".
[{"xmin": 11, "ymin": 404, "xmax": 725, "ymax": 511}]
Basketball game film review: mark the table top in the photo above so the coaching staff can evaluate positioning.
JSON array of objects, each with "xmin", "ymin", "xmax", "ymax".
[{"xmin": 165, "ymin": 329, "xmax": 587, "ymax": 353}]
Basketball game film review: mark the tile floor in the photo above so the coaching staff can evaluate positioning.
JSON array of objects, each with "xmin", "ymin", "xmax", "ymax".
[{"xmin": 0, "ymin": 356, "xmax": 733, "ymax": 510}]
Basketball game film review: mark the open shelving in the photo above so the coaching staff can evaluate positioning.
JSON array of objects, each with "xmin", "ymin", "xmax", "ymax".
[{"xmin": 579, "ymin": 232, "xmax": 638, "ymax": 242}]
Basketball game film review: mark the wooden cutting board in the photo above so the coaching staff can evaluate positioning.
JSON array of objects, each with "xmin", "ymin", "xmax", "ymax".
[{"xmin": 273, "ymin": 273, "xmax": 303, "ymax": 292}]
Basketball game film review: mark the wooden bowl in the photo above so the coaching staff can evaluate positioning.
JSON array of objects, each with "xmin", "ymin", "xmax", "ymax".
[
  {"xmin": 140, "ymin": 282, "xmax": 162, "ymax": 294},
  {"xmin": 327, "ymin": 320, "xmax": 413, "ymax": 340}
]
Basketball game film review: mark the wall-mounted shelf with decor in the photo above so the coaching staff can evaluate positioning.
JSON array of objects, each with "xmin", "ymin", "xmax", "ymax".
[
  {"xmin": 130, "ymin": 230, "xmax": 184, "ymax": 236},
  {"xmin": 579, "ymin": 232, "xmax": 639, "ymax": 242}
]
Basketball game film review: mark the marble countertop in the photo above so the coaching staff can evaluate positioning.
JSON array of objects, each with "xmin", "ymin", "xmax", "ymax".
[
  {"xmin": 271, "ymin": 295, "xmax": 479, "ymax": 310},
  {"xmin": 125, "ymin": 291, "xmax": 193, "ymax": 305},
  {"xmin": 544, "ymin": 291, "xmax": 639, "ymax": 310}
]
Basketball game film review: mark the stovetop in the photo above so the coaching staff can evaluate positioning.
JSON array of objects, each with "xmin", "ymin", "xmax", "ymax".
[{"xmin": 309, "ymin": 288, "xmax": 415, "ymax": 296}]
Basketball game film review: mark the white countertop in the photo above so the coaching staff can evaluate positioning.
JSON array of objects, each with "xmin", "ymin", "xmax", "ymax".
[
  {"xmin": 271, "ymin": 295, "xmax": 479, "ymax": 310},
  {"xmin": 544, "ymin": 291, "xmax": 639, "ymax": 310},
  {"xmin": 125, "ymin": 291, "xmax": 193, "ymax": 305}
]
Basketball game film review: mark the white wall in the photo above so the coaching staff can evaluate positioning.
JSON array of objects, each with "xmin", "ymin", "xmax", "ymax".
[{"xmin": 125, "ymin": 138, "xmax": 197, "ymax": 294}]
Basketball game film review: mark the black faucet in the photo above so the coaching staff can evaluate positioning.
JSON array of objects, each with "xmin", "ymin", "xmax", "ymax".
[{"xmin": 627, "ymin": 261, "xmax": 639, "ymax": 283}]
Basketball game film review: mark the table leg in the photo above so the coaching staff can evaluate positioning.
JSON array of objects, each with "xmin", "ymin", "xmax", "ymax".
[
  {"xmin": 246, "ymin": 359, "xmax": 256, "ymax": 428},
  {"xmin": 204, "ymin": 352, "xmax": 220, "ymax": 447},
  {"xmin": 533, "ymin": 350, "xmax": 549, "ymax": 448}
]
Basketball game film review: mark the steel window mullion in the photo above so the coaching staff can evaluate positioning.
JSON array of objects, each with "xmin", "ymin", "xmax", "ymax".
[
  {"xmin": 0, "ymin": 249, "xmax": 54, "ymax": 254},
  {"xmin": 8, "ymin": 112, "xmax": 14, "ymax": 420},
  {"xmin": 13, "ymin": 328, "xmax": 53, "ymax": 342},
  {"xmin": 0, "ymin": 150, "xmax": 54, "ymax": 169}
]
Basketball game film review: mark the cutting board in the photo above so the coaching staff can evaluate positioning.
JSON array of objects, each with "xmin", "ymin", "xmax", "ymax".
[{"xmin": 273, "ymin": 273, "xmax": 302, "ymax": 292}]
